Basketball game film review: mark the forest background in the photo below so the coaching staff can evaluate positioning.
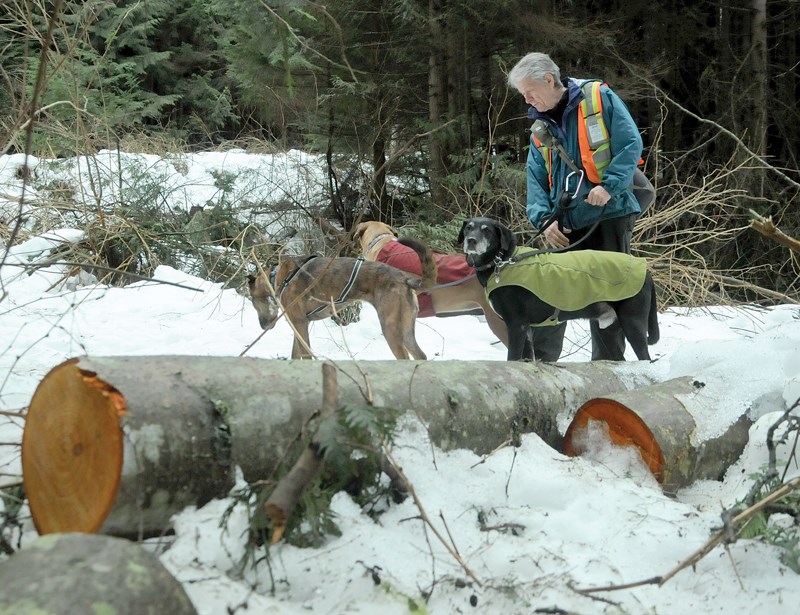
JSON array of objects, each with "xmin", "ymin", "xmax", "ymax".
[{"xmin": 1, "ymin": 0, "xmax": 799, "ymax": 305}]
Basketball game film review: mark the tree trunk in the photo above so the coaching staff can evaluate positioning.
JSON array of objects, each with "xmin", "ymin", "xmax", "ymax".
[
  {"xmin": 372, "ymin": 94, "xmax": 390, "ymax": 220},
  {"xmin": 22, "ymin": 355, "xmax": 637, "ymax": 537},
  {"xmin": 427, "ymin": 0, "xmax": 448, "ymax": 204},
  {"xmin": 749, "ymin": 0, "xmax": 768, "ymax": 197},
  {"xmin": 750, "ymin": 0, "xmax": 768, "ymax": 161},
  {"xmin": 0, "ymin": 533, "xmax": 196, "ymax": 614}
]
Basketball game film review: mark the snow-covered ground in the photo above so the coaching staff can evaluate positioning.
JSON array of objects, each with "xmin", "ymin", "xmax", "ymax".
[{"xmin": 2, "ymin": 151, "xmax": 799, "ymax": 614}]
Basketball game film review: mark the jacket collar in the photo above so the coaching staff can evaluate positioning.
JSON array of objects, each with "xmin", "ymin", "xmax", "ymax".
[{"xmin": 526, "ymin": 78, "xmax": 592, "ymax": 122}]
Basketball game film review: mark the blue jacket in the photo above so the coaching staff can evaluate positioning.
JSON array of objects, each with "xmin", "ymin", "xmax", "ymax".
[{"xmin": 526, "ymin": 78, "xmax": 643, "ymax": 232}]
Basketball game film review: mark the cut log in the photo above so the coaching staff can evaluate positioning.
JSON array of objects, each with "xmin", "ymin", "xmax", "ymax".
[
  {"xmin": 0, "ymin": 532, "xmax": 196, "ymax": 614},
  {"xmin": 563, "ymin": 376, "xmax": 754, "ymax": 493},
  {"xmin": 22, "ymin": 355, "xmax": 637, "ymax": 537}
]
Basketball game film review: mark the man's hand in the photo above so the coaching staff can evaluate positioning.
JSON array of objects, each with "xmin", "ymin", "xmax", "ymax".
[
  {"xmin": 586, "ymin": 185, "xmax": 611, "ymax": 206},
  {"xmin": 543, "ymin": 223, "xmax": 571, "ymax": 249}
]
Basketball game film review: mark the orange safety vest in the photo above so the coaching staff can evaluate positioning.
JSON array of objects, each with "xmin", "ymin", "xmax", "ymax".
[{"xmin": 531, "ymin": 80, "xmax": 611, "ymax": 189}]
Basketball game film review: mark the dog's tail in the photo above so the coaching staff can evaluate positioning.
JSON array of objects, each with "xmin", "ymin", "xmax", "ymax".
[
  {"xmin": 647, "ymin": 278, "xmax": 660, "ymax": 345},
  {"xmin": 397, "ymin": 237, "xmax": 437, "ymax": 290}
]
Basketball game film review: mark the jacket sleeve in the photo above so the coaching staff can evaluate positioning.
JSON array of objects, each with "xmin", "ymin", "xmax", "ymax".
[
  {"xmin": 598, "ymin": 85, "xmax": 643, "ymax": 198},
  {"xmin": 526, "ymin": 142, "xmax": 555, "ymax": 230}
]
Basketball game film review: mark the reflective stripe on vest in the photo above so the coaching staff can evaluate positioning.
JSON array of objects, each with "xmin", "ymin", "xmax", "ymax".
[
  {"xmin": 530, "ymin": 80, "xmax": 610, "ymax": 187},
  {"xmin": 577, "ymin": 81, "xmax": 611, "ymax": 183},
  {"xmin": 530, "ymin": 133, "xmax": 553, "ymax": 190}
]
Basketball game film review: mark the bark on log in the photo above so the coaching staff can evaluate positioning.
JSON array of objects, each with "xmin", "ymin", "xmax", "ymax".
[
  {"xmin": 0, "ymin": 532, "xmax": 196, "ymax": 614},
  {"xmin": 563, "ymin": 376, "xmax": 754, "ymax": 493},
  {"xmin": 22, "ymin": 355, "xmax": 637, "ymax": 537}
]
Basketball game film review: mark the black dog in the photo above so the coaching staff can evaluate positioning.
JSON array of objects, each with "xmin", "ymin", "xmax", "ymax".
[{"xmin": 458, "ymin": 217, "xmax": 659, "ymax": 361}]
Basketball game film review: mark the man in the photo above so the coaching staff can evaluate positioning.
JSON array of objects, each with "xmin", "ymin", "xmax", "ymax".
[{"xmin": 507, "ymin": 52, "xmax": 644, "ymax": 361}]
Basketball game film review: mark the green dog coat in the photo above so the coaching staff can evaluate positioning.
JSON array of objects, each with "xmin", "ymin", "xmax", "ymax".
[{"xmin": 486, "ymin": 247, "xmax": 648, "ymax": 315}]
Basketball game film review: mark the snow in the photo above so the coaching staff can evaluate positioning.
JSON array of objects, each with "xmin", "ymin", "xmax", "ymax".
[{"xmin": 2, "ymin": 150, "xmax": 800, "ymax": 614}]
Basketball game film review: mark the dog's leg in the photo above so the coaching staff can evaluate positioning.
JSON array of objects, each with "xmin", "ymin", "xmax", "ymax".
[
  {"xmin": 482, "ymin": 307, "xmax": 510, "ymax": 347},
  {"xmin": 401, "ymin": 322, "xmax": 427, "ymax": 360},
  {"xmin": 615, "ymin": 279, "xmax": 656, "ymax": 361},
  {"xmin": 375, "ymin": 292, "xmax": 426, "ymax": 360},
  {"xmin": 618, "ymin": 321, "xmax": 650, "ymax": 360},
  {"xmin": 290, "ymin": 318, "xmax": 314, "ymax": 359},
  {"xmin": 380, "ymin": 323, "xmax": 412, "ymax": 359},
  {"xmin": 593, "ymin": 303, "xmax": 617, "ymax": 329},
  {"xmin": 505, "ymin": 322, "xmax": 531, "ymax": 361},
  {"xmin": 617, "ymin": 309, "xmax": 651, "ymax": 361},
  {"xmin": 521, "ymin": 328, "xmax": 534, "ymax": 361}
]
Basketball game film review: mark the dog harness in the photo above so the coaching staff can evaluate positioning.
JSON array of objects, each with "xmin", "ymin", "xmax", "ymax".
[
  {"xmin": 486, "ymin": 247, "xmax": 647, "ymax": 316},
  {"xmin": 272, "ymin": 255, "xmax": 366, "ymax": 318}
]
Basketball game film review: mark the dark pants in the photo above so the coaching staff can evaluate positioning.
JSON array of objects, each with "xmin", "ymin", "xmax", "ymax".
[{"xmin": 531, "ymin": 213, "xmax": 637, "ymax": 362}]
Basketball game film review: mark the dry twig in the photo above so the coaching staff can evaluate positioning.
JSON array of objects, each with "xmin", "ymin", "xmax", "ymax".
[
  {"xmin": 748, "ymin": 210, "xmax": 800, "ymax": 254},
  {"xmin": 382, "ymin": 446, "xmax": 483, "ymax": 587},
  {"xmin": 575, "ymin": 475, "xmax": 800, "ymax": 595}
]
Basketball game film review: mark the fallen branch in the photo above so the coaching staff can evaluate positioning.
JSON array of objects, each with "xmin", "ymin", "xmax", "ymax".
[
  {"xmin": 264, "ymin": 362, "xmax": 339, "ymax": 544},
  {"xmin": 749, "ymin": 210, "xmax": 800, "ymax": 254}
]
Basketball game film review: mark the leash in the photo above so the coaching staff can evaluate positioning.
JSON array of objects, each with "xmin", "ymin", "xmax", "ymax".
[{"xmin": 518, "ymin": 121, "xmax": 608, "ymax": 263}]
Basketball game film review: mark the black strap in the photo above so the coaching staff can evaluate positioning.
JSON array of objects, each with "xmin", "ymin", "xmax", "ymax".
[{"xmin": 306, "ymin": 256, "xmax": 365, "ymax": 317}]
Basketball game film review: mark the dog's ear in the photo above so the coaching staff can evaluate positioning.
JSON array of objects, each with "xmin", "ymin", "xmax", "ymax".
[
  {"xmin": 246, "ymin": 273, "xmax": 259, "ymax": 291},
  {"xmin": 457, "ymin": 219, "xmax": 470, "ymax": 244},
  {"xmin": 498, "ymin": 223, "xmax": 517, "ymax": 255},
  {"xmin": 352, "ymin": 222, "xmax": 365, "ymax": 242}
]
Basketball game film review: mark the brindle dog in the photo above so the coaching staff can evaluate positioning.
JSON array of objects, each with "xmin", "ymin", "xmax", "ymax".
[{"xmin": 247, "ymin": 238, "xmax": 436, "ymax": 359}]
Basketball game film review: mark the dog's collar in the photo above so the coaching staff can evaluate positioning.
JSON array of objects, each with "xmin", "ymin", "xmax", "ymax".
[
  {"xmin": 473, "ymin": 254, "xmax": 514, "ymax": 272},
  {"xmin": 365, "ymin": 232, "xmax": 395, "ymax": 254}
]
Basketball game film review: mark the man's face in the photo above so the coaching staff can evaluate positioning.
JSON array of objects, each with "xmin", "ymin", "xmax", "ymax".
[{"xmin": 515, "ymin": 74, "xmax": 561, "ymax": 112}]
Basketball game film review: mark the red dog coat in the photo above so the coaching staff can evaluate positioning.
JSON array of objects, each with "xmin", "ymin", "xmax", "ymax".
[{"xmin": 376, "ymin": 240, "xmax": 475, "ymax": 317}]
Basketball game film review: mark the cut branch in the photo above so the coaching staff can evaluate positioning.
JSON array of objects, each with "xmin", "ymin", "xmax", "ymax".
[
  {"xmin": 264, "ymin": 362, "xmax": 339, "ymax": 544},
  {"xmin": 748, "ymin": 210, "xmax": 800, "ymax": 254}
]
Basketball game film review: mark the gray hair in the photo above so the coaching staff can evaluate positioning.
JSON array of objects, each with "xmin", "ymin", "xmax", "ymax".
[{"xmin": 507, "ymin": 52, "xmax": 561, "ymax": 88}]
